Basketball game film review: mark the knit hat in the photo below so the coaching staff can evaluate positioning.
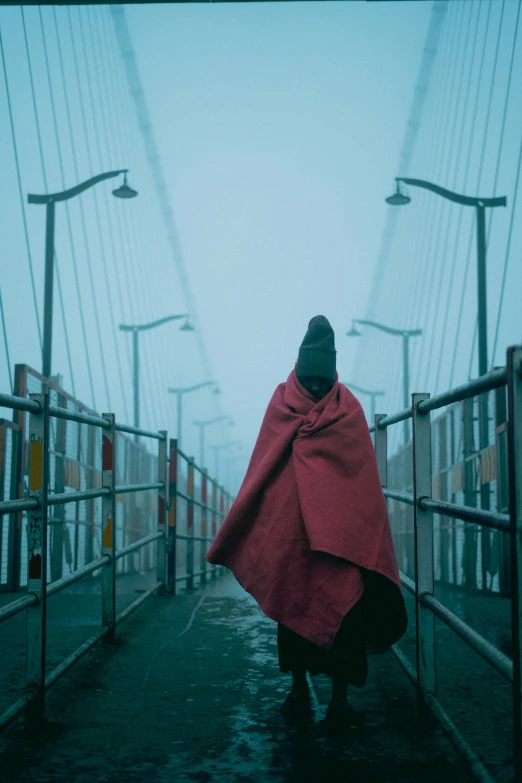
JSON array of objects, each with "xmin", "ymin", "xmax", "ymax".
[{"xmin": 296, "ymin": 315, "xmax": 337, "ymax": 381}]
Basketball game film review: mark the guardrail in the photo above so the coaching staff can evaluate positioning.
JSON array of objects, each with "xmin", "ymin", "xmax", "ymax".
[
  {"xmin": 0, "ymin": 390, "xmax": 232, "ymax": 731},
  {"xmin": 370, "ymin": 345, "xmax": 522, "ymax": 783}
]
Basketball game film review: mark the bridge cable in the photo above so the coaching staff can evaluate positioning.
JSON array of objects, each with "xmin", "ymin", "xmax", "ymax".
[
  {"xmin": 20, "ymin": 7, "xmax": 76, "ymax": 397},
  {"xmin": 82, "ymin": 7, "xmax": 133, "ymax": 383},
  {"xmin": 37, "ymin": 8, "xmax": 97, "ymax": 408},
  {"xmin": 109, "ymin": 5, "xmax": 223, "ymax": 419},
  {"xmin": 449, "ymin": 0, "xmax": 522, "ymax": 385},
  {"xmin": 435, "ymin": 0, "xmax": 505, "ymax": 391},
  {"xmin": 419, "ymin": 0, "xmax": 485, "ymax": 393},
  {"xmin": 52, "ymin": 8, "xmax": 111, "ymax": 412},
  {"xmin": 408, "ymin": 1, "xmax": 470, "ymax": 396},
  {"xmin": 0, "ymin": 287, "xmax": 12, "ymax": 393},
  {"xmin": 386, "ymin": 1, "xmax": 461, "ymax": 445},
  {"xmin": 429, "ymin": 0, "xmax": 494, "ymax": 393},
  {"xmin": 0, "ymin": 27, "xmax": 42, "ymax": 353},
  {"xmin": 66, "ymin": 6, "xmax": 130, "ymax": 422},
  {"xmin": 95, "ymin": 8, "xmax": 168, "ymax": 433},
  {"xmin": 489, "ymin": 0, "xmax": 522, "ymax": 366},
  {"xmin": 384, "ymin": 2, "xmax": 462, "ymax": 452}
]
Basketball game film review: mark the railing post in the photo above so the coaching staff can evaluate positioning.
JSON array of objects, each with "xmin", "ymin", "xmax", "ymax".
[
  {"xmin": 211, "ymin": 479, "xmax": 217, "ymax": 580},
  {"xmin": 219, "ymin": 486, "xmax": 225, "ymax": 579},
  {"xmin": 201, "ymin": 469, "xmax": 208, "ymax": 586},
  {"xmin": 25, "ymin": 392, "xmax": 49, "ymax": 728},
  {"xmin": 157, "ymin": 432, "xmax": 168, "ymax": 590},
  {"xmin": 186, "ymin": 458, "xmax": 195, "ymax": 590},
  {"xmin": 374, "ymin": 414, "xmax": 388, "ymax": 488},
  {"xmin": 167, "ymin": 438, "xmax": 178, "ymax": 594},
  {"xmin": 412, "ymin": 392, "xmax": 436, "ymax": 722},
  {"xmin": 102, "ymin": 414, "xmax": 116, "ymax": 641},
  {"xmin": 506, "ymin": 346, "xmax": 522, "ymax": 781}
]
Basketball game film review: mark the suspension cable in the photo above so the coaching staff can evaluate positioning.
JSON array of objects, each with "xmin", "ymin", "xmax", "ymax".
[{"xmin": 0, "ymin": 27, "xmax": 42, "ymax": 352}]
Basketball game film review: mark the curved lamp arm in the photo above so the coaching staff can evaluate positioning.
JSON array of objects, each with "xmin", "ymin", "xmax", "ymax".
[
  {"xmin": 28, "ymin": 169, "xmax": 128, "ymax": 204},
  {"xmin": 396, "ymin": 177, "xmax": 507, "ymax": 209},
  {"xmin": 354, "ymin": 319, "xmax": 422, "ymax": 338},
  {"xmin": 120, "ymin": 314, "xmax": 187, "ymax": 332}
]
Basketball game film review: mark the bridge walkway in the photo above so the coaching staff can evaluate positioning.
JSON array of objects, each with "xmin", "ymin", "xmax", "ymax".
[{"xmin": 0, "ymin": 574, "xmax": 475, "ymax": 783}]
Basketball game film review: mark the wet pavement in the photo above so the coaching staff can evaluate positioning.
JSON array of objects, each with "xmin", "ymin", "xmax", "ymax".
[{"xmin": 0, "ymin": 573, "xmax": 482, "ymax": 783}]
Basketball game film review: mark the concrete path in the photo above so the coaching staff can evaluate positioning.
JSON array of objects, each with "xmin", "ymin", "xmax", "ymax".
[{"xmin": 0, "ymin": 574, "xmax": 476, "ymax": 783}]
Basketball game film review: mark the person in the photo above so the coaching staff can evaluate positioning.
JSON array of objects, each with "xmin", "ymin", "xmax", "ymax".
[{"xmin": 206, "ymin": 315, "xmax": 407, "ymax": 728}]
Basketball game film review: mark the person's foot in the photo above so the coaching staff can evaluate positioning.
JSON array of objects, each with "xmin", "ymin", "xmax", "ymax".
[
  {"xmin": 325, "ymin": 699, "xmax": 364, "ymax": 729},
  {"xmin": 280, "ymin": 687, "xmax": 311, "ymax": 721}
]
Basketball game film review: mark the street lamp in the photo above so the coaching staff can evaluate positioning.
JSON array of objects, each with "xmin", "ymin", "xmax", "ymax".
[
  {"xmin": 28, "ymin": 169, "xmax": 137, "ymax": 379},
  {"xmin": 386, "ymin": 176, "xmax": 507, "ymax": 501},
  {"xmin": 209, "ymin": 441, "xmax": 242, "ymax": 481},
  {"xmin": 193, "ymin": 416, "xmax": 234, "ymax": 468},
  {"xmin": 385, "ymin": 177, "xmax": 506, "ymax": 381},
  {"xmin": 347, "ymin": 319, "xmax": 422, "ymax": 445},
  {"xmin": 168, "ymin": 382, "xmax": 220, "ymax": 450},
  {"xmin": 341, "ymin": 381, "xmax": 385, "ymax": 425},
  {"xmin": 120, "ymin": 314, "xmax": 194, "ymax": 439}
]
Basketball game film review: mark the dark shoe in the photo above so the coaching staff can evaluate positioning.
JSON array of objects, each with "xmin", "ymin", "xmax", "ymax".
[
  {"xmin": 280, "ymin": 689, "xmax": 311, "ymax": 721},
  {"xmin": 325, "ymin": 699, "xmax": 364, "ymax": 729}
]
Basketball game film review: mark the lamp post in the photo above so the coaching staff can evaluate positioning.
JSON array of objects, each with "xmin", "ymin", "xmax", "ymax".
[
  {"xmin": 224, "ymin": 453, "xmax": 248, "ymax": 493},
  {"xmin": 193, "ymin": 416, "xmax": 234, "ymax": 468},
  {"xmin": 341, "ymin": 381, "xmax": 385, "ymax": 425},
  {"xmin": 386, "ymin": 177, "xmax": 507, "ymax": 571},
  {"xmin": 120, "ymin": 314, "xmax": 194, "ymax": 440},
  {"xmin": 28, "ymin": 170, "xmax": 137, "ymax": 379},
  {"xmin": 168, "ymin": 382, "xmax": 220, "ymax": 450},
  {"xmin": 347, "ymin": 319, "xmax": 422, "ymax": 445},
  {"xmin": 209, "ymin": 441, "xmax": 242, "ymax": 481},
  {"xmin": 385, "ymin": 177, "xmax": 507, "ymax": 384}
]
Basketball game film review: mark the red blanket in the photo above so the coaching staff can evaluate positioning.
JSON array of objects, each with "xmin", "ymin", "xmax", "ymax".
[{"xmin": 206, "ymin": 370, "xmax": 407, "ymax": 651}]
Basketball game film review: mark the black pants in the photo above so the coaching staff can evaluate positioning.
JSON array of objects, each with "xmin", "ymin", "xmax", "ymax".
[{"xmin": 277, "ymin": 597, "xmax": 368, "ymax": 687}]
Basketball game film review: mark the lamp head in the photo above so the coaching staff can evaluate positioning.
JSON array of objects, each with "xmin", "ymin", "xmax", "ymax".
[
  {"xmin": 346, "ymin": 323, "xmax": 362, "ymax": 338},
  {"xmin": 180, "ymin": 317, "xmax": 195, "ymax": 332},
  {"xmin": 112, "ymin": 173, "xmax": 138, "ymax": 199},
  {"xmin": 385, "ymin": 181, "xmax": 410, "ymax": 206},
  {"xmin": 213, "ymin": 386, "xmax": 222, "ymax": 395}
]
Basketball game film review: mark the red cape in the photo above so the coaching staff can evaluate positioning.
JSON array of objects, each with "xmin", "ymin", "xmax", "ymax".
[{"xmin": 206, "ymin": 370, "xmax": 407, "ymax": 651}]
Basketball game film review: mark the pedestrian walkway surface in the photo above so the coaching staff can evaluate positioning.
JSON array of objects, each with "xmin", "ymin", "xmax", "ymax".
[{"xmin": 0, "ymin": 574, "xmax": 473, "ymax": 783}]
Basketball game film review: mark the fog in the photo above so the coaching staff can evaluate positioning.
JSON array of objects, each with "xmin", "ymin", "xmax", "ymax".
[{"xmin": 1, "ymin": 0, "xmax": 521, "ymax": 486}]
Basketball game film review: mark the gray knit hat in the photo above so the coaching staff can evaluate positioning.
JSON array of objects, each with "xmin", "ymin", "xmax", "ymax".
[{"xmin": 296, "ymin": 315, "xmax": 336, "ymax": 381}]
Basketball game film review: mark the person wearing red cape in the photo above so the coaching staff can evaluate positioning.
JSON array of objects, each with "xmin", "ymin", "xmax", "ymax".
[{"xmin": 206, "ymin": 315, "xmax": 407, "ymax": 727}]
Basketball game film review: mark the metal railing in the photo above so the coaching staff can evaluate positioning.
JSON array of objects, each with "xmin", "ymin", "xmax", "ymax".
[
  {"xmin": 370, "ymin": 346, "xmax": 522, "ymax": 783},
  {"xmin": 0, "ymin": 389, "xmax": 232, "ymax": 731}
]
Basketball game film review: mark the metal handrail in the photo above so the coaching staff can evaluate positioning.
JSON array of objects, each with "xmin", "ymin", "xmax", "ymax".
[
  {"xmin": 115, "ymin": 481, "xmax": 163, "ymax": 495},
  {"xmin": 417, "ymin": 367, "xmax": 507, "ymax": 414},
  {"xmin": 398, "ymin": 571, "xmax": 513, "ymax": 681},
  {"xmin": 383, "ymin": 488, "xmax": 415, "ymax": 506},
  {"xmin": 383, "ymin": 490, "xmax": 510, "ymax": 532},
  {"xmin": 115, "ymin": 422, "xmax": 165, "ymax": 440},
  {"xmin": 0, "ymin": 532, "xmax": 162, "ymax": 624},
  {"xmin": 0, "ymin": 497, "xmax": 39, "ymax": 515},
  {"xmin": 115, "ymin": 531, "xmax": 162, "ymax": 560}
]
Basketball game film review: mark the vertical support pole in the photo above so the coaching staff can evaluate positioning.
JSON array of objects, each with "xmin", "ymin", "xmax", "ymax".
[
  {"xmin": 85, "ymin": 424, "xmax": 95, "ymax": 566},
  {"xmin": 219, "ymin": 486, "xmax": 225, "ymax": 578},
  {"xmin": 157, "ymin": 432, "xmax": 168, "ymax": 589},
  {"xmin": 495, "ymin": 382, "xmax": 511, "ymax": 597},
  {"xmin": 167, "ymin": 438, "xmax": 178, "ymax": 594},
  {"xmin": 374, "ymin": 414, "xmax": 388, "ymax": 489},
  {"xmin": 412, "ymin": 392, "xmax": 435, "ymax": 721},
  {"xmin": 476, "ymin": 204, "xmax": 488, "ymax": 379},
  {"xmin": 25, "ymin": 393, "xmax": 49, "ymax": 727},
  {"xmin": 403, "ymin": 334, "xmax": 410, "ymax": 445},
  {"xmin": 463, "ymin": 398, "xmax": 478, "ymax": 588},
  {"xmin": 177, "ymin": 393, "xmax": 182, "ymax": 451},
  {"xmin": 201, "ymin": 470, "xmax": 208, "ymax": 585},
  {"xmin": 102, "ymin": 414, "xmax": 116, "ymax": 641},
  {"xmin": 51, "ymin": 390, "xmax": 66, "ymax": 582},
  {"xmin": 133, "ymin": 330, "xmax": 139, "ymax": 440},
  {"xmin": 42, "ymin": 201, "xmax": 55, "ymax": 379},
  {"xmin": 199, "ymin": 427, "xmax": 204, "ymax": 469},
  {"xmin": 211, "ymin": 479, "xmax": 217, "ymax": 580},
  {"xmin": 506, "ymin": 346, "xmax": 522, "ymax": 781},
  {"xmin": 186, "ymin": 458, "xmax": 194, "ymax": 590}
]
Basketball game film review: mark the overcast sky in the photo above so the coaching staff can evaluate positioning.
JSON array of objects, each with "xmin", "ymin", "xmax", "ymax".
[{"xmin": 1, "ymin": 1, "xmax": 521, "ymax": 487}]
